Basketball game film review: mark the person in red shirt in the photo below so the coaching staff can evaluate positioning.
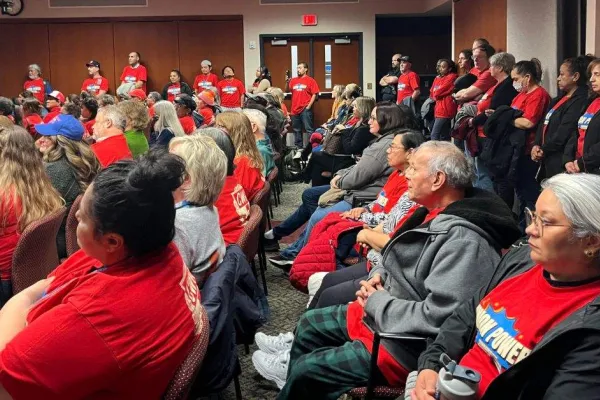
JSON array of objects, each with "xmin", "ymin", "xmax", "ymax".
[
  {"xmin": 396, "ymin": 55, "xmax": 421, "ymax": 106},
  {"xmin": 0, "ymin": 151, "xmax": 207, "ymax": 399},
  {"xmin": 162, "ymin": 69, "xmax": 193, "ymax": 103},
  {"xmin": 43, "ymin": 90, "xmax": 65, "ymax": 123},
  {"xmin": 80, "ymin": 96, "xmax": 99, "ymax": 137},
  {"xmin": 90, "ymin": 105, "xmax": 133, "ymax": 168},
  {"xmin": 174, "ymin": 94, "xmax": 197, "ymax": 135},
  {"xmin": 119, "ymin": 51, "xmax": 147, "ymax": 93},
  {"xmin": 129, "ymin": 88, "xmax": 146, "ymax": 103},
  {"xmin": 195, "ymin": 90, "xmax": 216, "ymax": 127},
  {"xmin": 454, "ymin": 39, "xmax": 497, "ymax": 104},
  {"xmin": 287, "ymin": 62, "xmax": 320, "ymax": 148},
  {"xmin": 146, "ymin": 91, "xmax": 161, "ymax": 119},
  {"xmin": 193, "ymin": 59, "xmax": 220, "ymax": 94},
  {"xmin": 81, "ymin": 60, "xmax": 110, "ymax": 97},
  {"xmin": 217, "ymin": 65, "xmax": 246, "ymax": 111},
  {"xmin": 430, "ymin": 59, "xmax": 458, "ymax": 141},
  {"xmin": 413, "ymin": 173, "xmax": 600, "ymax": 400},
  {"xmin": 20, "ymin": 98, "xmax": 44, "ymax": 137},
  {"xmin": 23, "ymin": 64, "xmax": 51, "ymax": 104},
  {"xmin": 202, "ymin": 128, "xmax": 250, "ymax": 244}
]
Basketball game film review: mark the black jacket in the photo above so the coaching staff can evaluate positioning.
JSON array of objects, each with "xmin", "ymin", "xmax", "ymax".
[
  {"xmin": 481, "ymin": 105, "xmax": 526, "ymax": 181},
  {"xmin": 418, "ymin": 238, "xmax": 600, "ymax": 400},
  {"xmin": 161, "ymin": 81, "xmax": 193, "ymax": 101},
  {"xmin": 472, "ymin": 78, "xmax": 518, "ymax": 128},
  {"xmin": 340, "ymin": 124, "xmax": 376, "ymax": 155},
  {"xmin": 535, "ymin": 86, "xmax": 588, "ymax": 178},
  {"xmin": 564, "ymin": 96, "xmax": 600, "ymax": 174}
]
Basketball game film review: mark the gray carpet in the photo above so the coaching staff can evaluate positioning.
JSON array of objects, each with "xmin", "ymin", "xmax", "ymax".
[{"xmin": 220, "ymin": 181, "xmax": 310, "ymax": 400}]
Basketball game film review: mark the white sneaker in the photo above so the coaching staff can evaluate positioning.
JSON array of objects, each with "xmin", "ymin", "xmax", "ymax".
[
  {"xmin": 255, "ymin": 331, "xmax": 294, "ymax": 354},
  {"xmin": 293, "ymin": 149, "xmax": 303, "ymax": 160},
  {"xmin": 264, "ymin": 229, "xmax": 275, "ymax": 240},
  {"xmin": 252, "ymin": 349, "xmax": 290, "ymax": 389}
]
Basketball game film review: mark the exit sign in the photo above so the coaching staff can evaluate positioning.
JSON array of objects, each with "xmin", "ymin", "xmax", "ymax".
[{"xmin": 302, "ymin": 14, "xmax": 318, "ymax": 26}]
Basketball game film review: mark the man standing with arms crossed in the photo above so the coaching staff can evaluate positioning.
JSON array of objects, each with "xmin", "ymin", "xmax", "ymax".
[
  {"xmin": 287, "ymin": 62, "xmax": 320, "ymax": 150},
  {"xmin": 379, "ymin": 53, "xmax": 402, "ymax": 102}
]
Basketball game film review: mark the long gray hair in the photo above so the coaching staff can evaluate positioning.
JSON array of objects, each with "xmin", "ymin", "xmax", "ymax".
[{"xmin": 153, "ymin": 101, "xmax": 185, "ymax": 138}]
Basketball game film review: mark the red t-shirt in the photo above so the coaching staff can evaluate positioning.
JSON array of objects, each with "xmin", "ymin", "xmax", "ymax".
[
  {"xmin": 347, "ymin": 206, "xmax": 443, "ymax": 385},
  {"xmin": 199, "ymin": 106, "xmax": 214, "ymax": 126},
  {"xmin": 83, "ymin": 119, "xmax": 95, "ymax": 137},
  {"xmin": 0, "ymin": 243, "xmax": 204, "ymax": 399},
  {"xmin": 120, "ymin": 64, "xmax": 148, "ymax": 92},
  {"xmin": 22, "ymin": 114, "xmax": 44, "ymax": 136},
  {"xmin": 166, "ymin": 83, "xmax": 182, "ymax": 103},
  {"xmin": 23, "ymin": 78, "xmax": 45, "ymax": 103},
  {"xmin": 470, "ymin": 67, "xmax": 497, "ymax": 94},
  {"xmin": 179, "ymin": 115, "xmax": 196, "ymax": 135},
  {"xmin": 215, "ymin": 175, "xmax": 250, "ymax": 245},
  {"xmin": 281, "ymin": 103, "xmax": 289, "ymax": 118},
  {"xmin": 396, "ymin": 71, "xmax": 420, "ymax": 104},
  {"xmin": 476, "ymin": 83, "xmax": 500, "ymax": 138},
  {"xmin": 149, "ymin": 105, "xmax": 155, "ymax": 119},
  {"xmin": 369, "ymin": 172, "xmax": 408, "ymax": 214},
  {"xmin": 193, "ymin": 73, "xmax": 219, "ymax": 93},
  {"xmin": 289, "ymin": 75, "xmax": 320, "ymax": 115},
  {"xmin": 234, "ymin": 156, "xmax": 265, "ymax": 202},
  {"xmin": 511, "ymin": 86, "xmax": 551, "ymax": 153},
  {"xmin": 91, "ymin": 134, "xmax": 133, "ymax": 168},
  {"xmin": 0, "ymin": 195, "xmax": 21, "ymax": 280},
  {"xmin": 576, "ymin": 98, "xmax": 600, "ymax": 158},
  {"xmin": 459, "ymin": 265, "xmax": 600, "ymax": 397},
  {"xmin": 81, "ymin": 76, "xmax": 109, "ymax": 96},
  {"xmin": 217, "ymin": 78, "xmax": 246, "ymax": 108},
  {"xmin": 542, "ymin": 95, "xmax": 571, "ymax": 143},
  {"xmin": 431, "ymin": 73, "xmax": 458, "ymax": 119},
  {"xmin": 43, "ymin": 107, "xmax": 61, "ymax": 124}
]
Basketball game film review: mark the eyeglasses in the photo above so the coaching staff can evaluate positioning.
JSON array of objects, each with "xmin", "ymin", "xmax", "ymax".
[
  {"xmin": 525, "ymin": 207, "xmax": 570, "ymax": 237},
  {"xmin": 388, "ymin": 144, "xmax": 405, "ymax": 152}
]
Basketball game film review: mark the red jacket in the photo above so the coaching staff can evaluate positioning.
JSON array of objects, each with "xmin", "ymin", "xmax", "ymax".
[{"xmin": 290, "ymin": 213, "xmax": 363, "ymax": 293}]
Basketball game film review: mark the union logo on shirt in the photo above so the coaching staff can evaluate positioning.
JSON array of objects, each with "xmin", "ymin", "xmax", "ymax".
[
  {"xmin": 125, "ymin": 75, "xmax": 137, "ymax": 83},
  {"xmin": 178, "ymin": 264, "xmax": 204, "ymax": 335},
  {"xmin": 397, "ymin": 83, "xmax": 406, "ymax": 90},
  {"xmin": 223, "ymin": 86, "xmax": 238, "ymax": 94},
  {"xmin": 474, "ymin": 303, "xmax": 532, "ymax": 372},
  {"xmin": 544, "ymin": 109, "xmax": 556, "ymax": 126},
  {"xmin": 293, "ymin": 84, "xmax": 308, "ymax": 91},
  {"xmin": 578, "ymin": 112, "xmax": 595, "ymax": 131},
  {"xmin": 199, "ymin": 81, "xmax": 211, "ymax": 89},
  {"xmin": 28, "ymin": 85, "xmax": 42, "ymax": 94},
  {"xmin": 231, "ymin": 184, "xmax": 250, "ymax": 224},
  {"xmin": 87, "ymin": 84, "xmax": 101, "ymax": 93},
  {"xmin": 168, "ymin": 87, "xmax": 181, "ymax": 95}
]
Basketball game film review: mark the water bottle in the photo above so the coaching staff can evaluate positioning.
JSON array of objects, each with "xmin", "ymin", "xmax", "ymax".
[{"xmin": 435, "ymin": 353, "xmax": 480, "ymax": 400}]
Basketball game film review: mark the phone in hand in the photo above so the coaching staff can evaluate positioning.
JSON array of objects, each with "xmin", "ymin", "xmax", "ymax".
[{"xmin": 285, "ymin": 69, "xmax": 290, "ymax": 80}]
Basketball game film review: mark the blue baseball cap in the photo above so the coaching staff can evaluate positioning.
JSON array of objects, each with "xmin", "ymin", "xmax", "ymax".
[{"xmin": 34, "ymin": 114, "xmax": 85, "ymax": 141}]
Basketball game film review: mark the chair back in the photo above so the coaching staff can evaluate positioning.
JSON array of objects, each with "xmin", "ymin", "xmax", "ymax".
[
  {"xmin": 235, "ymin": 205, "xmax": 262, "ymax": 263},
  {"xmin": 163, "ymin": 307, "xmax": 210, "ymax": 400},
  {"xmin": 266, "ymin": 166, "xmax": 279, "ymax": 187},
  {"xmin": 65, "ymin": 195, "xmax": 83, "ymax": 257},
  {"xmin": 11, "ymin": 206, "xmax": 67, "ymax": 294},
  {"xmin": 250, "ymin": 181, "xmax": 270, "ymax": 231}
]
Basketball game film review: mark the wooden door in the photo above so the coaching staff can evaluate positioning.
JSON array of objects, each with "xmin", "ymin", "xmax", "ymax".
[{"xmin": 262, "ymin": 37, "xmax": 310, "ymax": 91}]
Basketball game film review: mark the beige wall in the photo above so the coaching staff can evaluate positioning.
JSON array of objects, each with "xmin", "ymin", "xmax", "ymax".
[
  {"xmin": 507, "ymin": 0, "xmax": 558, "ymax": 96},
  {"xmin": 586, "ymin": 0, "xmax": 600, "ymax": 55},
  {"xmin": 2, "ymin": 0, "xmax": 450, "ymax": 98}
]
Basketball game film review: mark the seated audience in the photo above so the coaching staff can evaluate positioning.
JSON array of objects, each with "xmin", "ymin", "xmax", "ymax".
[
  {"xmin": 117, "ymin": 100, "xmax": 150, "ymax": 157},
  {"xmin": 149, "ymin": 100, "xmax": 185, "ymax": 148},
  {"xmin": 253, "ymin": 141, "xmax": 520, "ymax": 397},
  {"xmin": 266, "ymin": 102, "xmax": 417, "ymax": 264},
  {"xmin": 215, "ymin": 112, "xmax": 265, "ymax": 200},
  {"xmin": 217, "ymin": 66, "xmax": 246, "ymax": 112},
  {"xmin": 81, "ymin": 96, "xmax": 99, "ymax": 137},
  {"xmin": 129, "ymin": 89, "xmax": 146, "ymax": 102},
  {"xmin": 248, "ymin": 66, "xmax": 272, "ymax": 94},
  {"xmin": 34, "ymin": 114, "xmax": 101, "ymax": 259},
  {"xmin": 533, "ymin": 56, "xmax": 592, "ymax": 179},
  {"xmin": 0, "ymin": 151, "xmax": 207, "ymax": 398},
  {"xmin": 193, "ymin": 59, "xmax": 219, "ymax": 94},
  {"xmin": 23, "ymin": 63, "xmax": 52, "ymax": 104},
  {"xmin": 244, "ymin": 95, "xmax": 286, "ymax": 154},
  {"xmin": 201, "ymin": 127, "xmax": 251, "ymax": 245},
  {"xmin": 174, "ymin": 94, "xmax": 197, "ymax": 135},
  {"xmin": 162, "ymin": 69, "xmax": 193, "ymax": 103},
  {"xmin": 146, "ymin": 91, "xmax": 161, "ymax": 118},
  {"xmin": 430, "ymin": 59, "xmax": 458, "ymax": 141},
  {"xmin": 413, "ymin": 173, "xmax": 600, "ymax": 400},
  {"xmin": 44, "ymin": 91, "xmax": 65, "ymax": 123},
  {"xmin": 169, "ymin": 135, "xmax": 227, "ymax": 286},
  {"xmin": 90, "ymin": 105, "xmax": 133, "ymax": 167},
  {"xmin": 565, "ymin": 58, "xmax": 600, "ymax": 175},
  {"xmin": 97, "ymin": 93, "xmax": 115, "ymax": 108},
  {"xmin": 267, "ymin": 87, "xmax": 289, "ymax": 118},
  {"xmin": 61, "ymin": 102, "xmax": 82, "ymax": 120},
  {"xmin": 0, "ymin": 125, "xmax": 63, "ymax": 307},
  {"xmin": 20, "ymin": 98, "xmax": 43, "ymax": 137},
  {"xmin": 0, "ymin": 116, "xmax": 13, "ymax": 128},
  {"xmin": 243, "ymin": 108, "xmax": 275, "ymax": 176},
  {"xmin": 195, "ymin": 90, "xmax": 216, "ymax": 127}
]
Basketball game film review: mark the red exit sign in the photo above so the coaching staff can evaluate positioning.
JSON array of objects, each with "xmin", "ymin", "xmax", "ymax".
[{"xmin": 302, "ymin": 14, "xmax": 318, "ymax": 26}]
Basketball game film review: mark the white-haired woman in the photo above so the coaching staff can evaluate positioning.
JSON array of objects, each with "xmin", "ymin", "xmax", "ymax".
[
  {"xmin": 243, "ymin": 108, "xmax": 275, "ymax": 176},
  {"xmin": 149, "ymin": 100, "xmax": 185, "ymax": 148},
  {"xmin": 169, "ymin": 134, "xmax": 227, "ymax": 287},
  {"xmin": 23, "ymin": 63, "xmax": 52, "ymax": 104},
  {"xmin": 413, "ymin": 173, "xmax": 600, "ymax": 400}
]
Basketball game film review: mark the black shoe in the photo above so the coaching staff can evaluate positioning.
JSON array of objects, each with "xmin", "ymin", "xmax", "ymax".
[
  {"xmin": 263, "ymin": 238, "xmax": 280, "ymax": 252},
  {"xmin": 268, "ymin": 255, "xmax": 294, "ymax": 271}
]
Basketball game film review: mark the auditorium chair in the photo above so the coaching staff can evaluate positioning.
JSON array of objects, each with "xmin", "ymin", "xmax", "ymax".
[
  {"xmin": 162, "ymin": 307, "xmax": 210, "ymax": 400},
  {"xmin": 250, "ymin": 182, "xmax": 271, "ymax": 294},
  {"xmin": 11, "ymin": 207, "xmax": 66, "ymax": 294},
  {"xmin": 267, "ymin": 165, "xmax": 281, "ymax": 208},
  {"xmin": 235, "ymin": 205, "xmax": 267, "ymax": 296},
  {"xmin": 65, "ymin": 195, "xmax": 83, "ymax": 257}
]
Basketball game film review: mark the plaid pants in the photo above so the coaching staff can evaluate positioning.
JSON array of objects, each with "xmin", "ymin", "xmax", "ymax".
[{"xmin": 277, "ymin": 304, "xmax": 387, "ymax": 400}]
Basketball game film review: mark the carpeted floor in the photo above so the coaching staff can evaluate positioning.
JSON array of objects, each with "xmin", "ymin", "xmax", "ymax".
[{"xmin": 218, "ymin": 181, "xmax": 311, "ymax": 400}]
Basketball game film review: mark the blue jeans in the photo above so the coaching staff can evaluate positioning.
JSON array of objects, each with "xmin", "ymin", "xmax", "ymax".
[
  {"xmin": 281, "ymin": 200, "xmax": 352, "ymax": 259},
  {"xmin": 431, "ymin": 118, "xmax": 452, "ymax": 141},
  {"xmin": 273, "ymin": 185, "xmax": 330, "ymax": 239},
  {"xmin": 291, "ymin": 108, "xmax": 314, "ymax": 148},
  {"xmin": 474, "ymin": 157, "xmax": 494, "ymax": 192}
]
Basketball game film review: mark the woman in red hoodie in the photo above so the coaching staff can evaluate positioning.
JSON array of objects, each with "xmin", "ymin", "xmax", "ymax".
[
  {"xmin": 430, "ymin": 59, "xmax": 458, "ymax": 141},
  {"xmin": 20, "ymin": 98, "xmax": 44, "ymax": 138}
]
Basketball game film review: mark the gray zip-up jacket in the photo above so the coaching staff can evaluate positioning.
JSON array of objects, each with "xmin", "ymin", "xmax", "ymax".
[{"xmin": 335, "ymin": 131, "xmax": 394, "ymax": 205}]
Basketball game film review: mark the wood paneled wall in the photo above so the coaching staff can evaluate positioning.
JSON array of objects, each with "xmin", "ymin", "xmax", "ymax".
[
  {"xmin": 454, "ymin": 0, "xmax": 507, "ymax": 59},
  {"xmin": 0, "ymin": 17, "xmax": 244, "ymax": 98}
]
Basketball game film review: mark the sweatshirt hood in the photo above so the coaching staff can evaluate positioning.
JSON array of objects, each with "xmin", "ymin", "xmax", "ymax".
[{"xmin": 440, "ymin": 187, "xmax": 521, "ymax": 249}]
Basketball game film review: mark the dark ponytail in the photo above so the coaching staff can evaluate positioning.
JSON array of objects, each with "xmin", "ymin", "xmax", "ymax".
[
  {"xmin": 514, "ymin": 58, "xmax": 543, "ymax": 84},
  {"xmin": 91, "ymin": 150, "xmax": 186, "ymax": 257}
]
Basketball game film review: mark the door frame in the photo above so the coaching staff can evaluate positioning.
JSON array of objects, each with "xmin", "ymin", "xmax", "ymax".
[{"xmin": 259, "ymin": 32, "xmax": 363, "ymax": 98}]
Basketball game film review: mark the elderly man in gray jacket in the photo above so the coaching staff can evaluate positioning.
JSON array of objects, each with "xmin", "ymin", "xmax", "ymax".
[{"xmin": 258, "ymin": 141, "xmax": 521, "ymax": 399}]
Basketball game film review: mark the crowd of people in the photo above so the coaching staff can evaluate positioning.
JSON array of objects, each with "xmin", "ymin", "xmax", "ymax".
[{"xmin": 0, "ymin": 36, "xmax": 599, "ymax": 400}]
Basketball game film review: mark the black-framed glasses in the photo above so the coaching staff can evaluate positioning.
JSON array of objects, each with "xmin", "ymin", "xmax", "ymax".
[
  {"xmin": 388, "ymin": 144, "xmax": 405, "ymax": 152},
  {"xmin": 525, "ymin": 207, "xmax": 570, "ymax": 237}
]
